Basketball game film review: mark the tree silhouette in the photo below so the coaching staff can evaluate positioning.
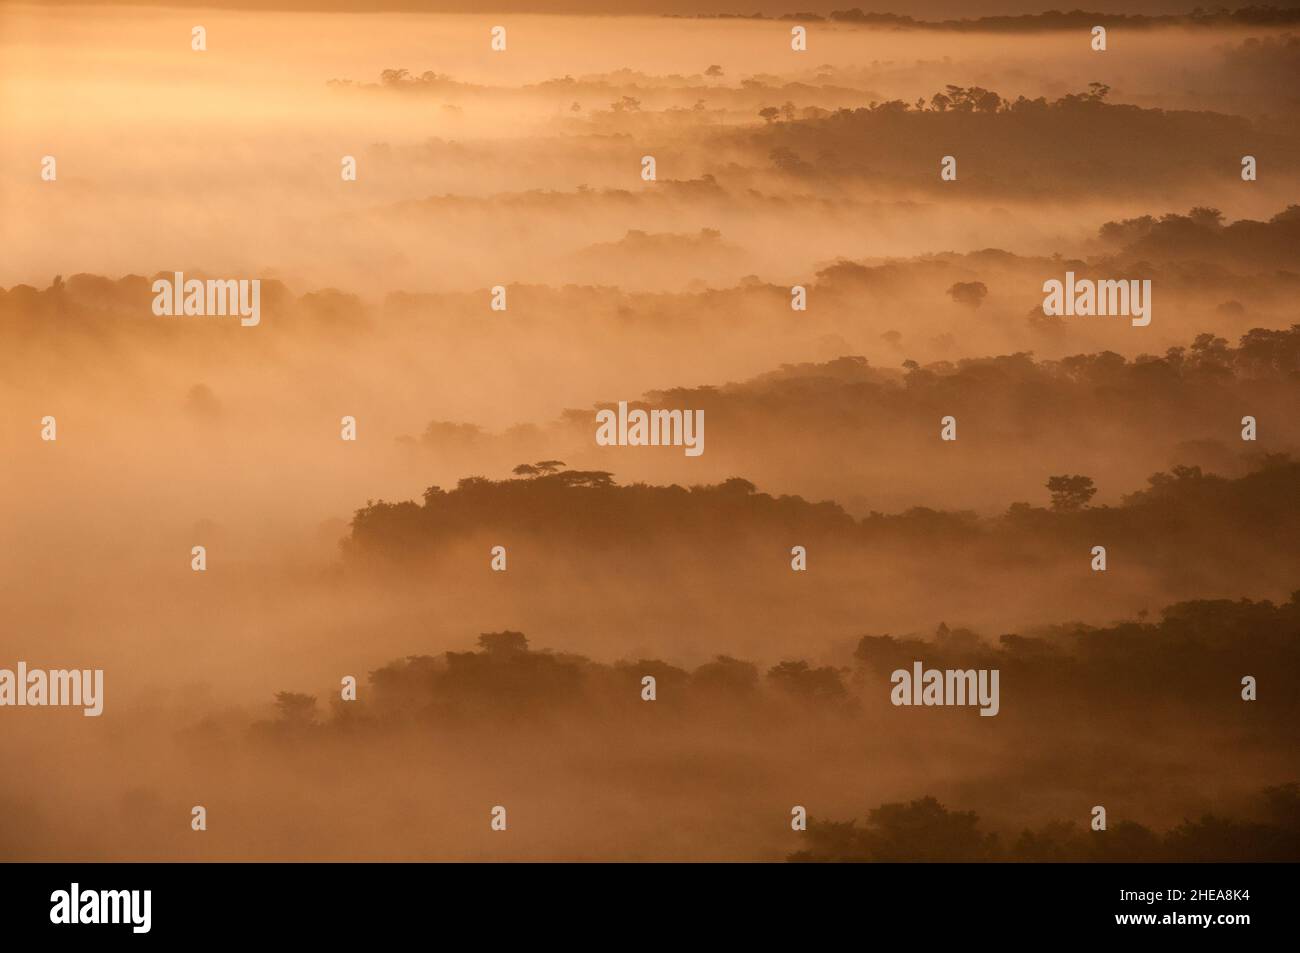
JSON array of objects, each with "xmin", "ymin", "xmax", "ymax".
[
  {"xmin": 793, "ymin": 797, "xmax": 997, "ymax": 862},
  {"xmin": 947, "ymin": 281, "xmax": 988, "ymax": 309},
  {"xmin": 1046, "ymin": 474, "xmax": 1097, "ymax": 511},
  {"xmin": 274, "ymin": 691, "xmax": 317, "ymax": 726},
  {"xmin": 766, "ymin": 660, "xmax": 849, "ymax": 703},
  {"xmin": 551, "ymin": 469, "xmax": 614, "ymax": 488},
  {"xmin": 477, "ymin": 631, "xmax": 529, "ymax": 655},
  {"xmin": 513, "ymin": 460, "xmax": 566, "ymax": 477}
]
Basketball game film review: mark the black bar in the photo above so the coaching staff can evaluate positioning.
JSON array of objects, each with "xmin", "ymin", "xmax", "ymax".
[{"xmin": 2, "ymin": 861, "xmax": 1281, "ymax": 941}]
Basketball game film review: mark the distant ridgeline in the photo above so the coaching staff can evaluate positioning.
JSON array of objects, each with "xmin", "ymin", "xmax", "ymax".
[
  {"xmin": 345, "ymin": 456, "xmax": 1299, "ymax": 559},
  {"xmin": 261, "ymin": 595, "xmax": 1300, "ymax": 728},
  {"xmin": 680, "ymin": 7, "xmax": 1300, "ymax": 30}
]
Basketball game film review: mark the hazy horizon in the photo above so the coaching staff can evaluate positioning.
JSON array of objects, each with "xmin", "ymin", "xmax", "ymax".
[{"xmin": 2, "ymin": 1, "xmax": 1297, "ymax": 862}]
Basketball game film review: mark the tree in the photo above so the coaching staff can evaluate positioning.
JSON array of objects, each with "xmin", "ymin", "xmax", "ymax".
[
  {"xmin": 718, "ymin": 477, "xmax": 757, "ymax": 495},
  {"xmin": 514, "ymin": 460, "xmax": 567, "ymax": 478},
  {"xmin": 769, "ymin": 147, "xmax": 810, "ymax": 175},
  {"xmin": 691, "ymin": 655, "xmax": 759, "ymax": 695},
  {"xmin": 947, "ymin": 281, "xmax": 988, "ymax": 309},
  {"xmin": 766, "ymin": 660, "xmax": 848, "ymax": 702},
  {"xmin": 971, "ymin": 87, "xmax": 1003, "ymax": 112},
  {"xmin": 477, "ymin": 631, "xmax": 529, "ymax": 655},
  {"xmin": 1188, "ymin": 206, "xmax": 1224, "ymax": 229},
  {"xmin": 863, "ymin": 797, "xmax": 995, "ymax": 861},
  {"xmin": 554, "ymin": 469, "xmax": 614, "ymax": 488},
  {"xmin": 704, "ymin": 64, "xmax": 723, "ymax": 77},
  {"xmin": 792, "ymin": 797, "xmax": 996, "ymax": 862},
  {"xmin": 758, "ymin": 106, "xmax": 780, "ymax": 123},
  {"xmin": 1046, "ymin": 474, "xmax": 1097, "ymax": 512},
  {"xmin": 274, "ymin": 692, "xmax": 317, "ymax": 726}
]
